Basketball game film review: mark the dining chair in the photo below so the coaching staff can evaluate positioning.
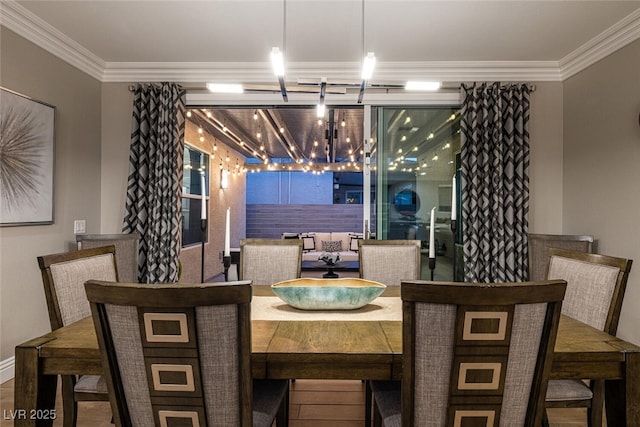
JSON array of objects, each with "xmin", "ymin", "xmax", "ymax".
[
  {"xmin": 527, "ymin": 233, "xmax": 596, "ymax": 281},
  {"xmin": 76, "ymin": 232, "xmax": 140, "ymax": 282},
  {"xmin": 239, "ymin": 238, "xmax": 303, "ymax": 285},
  {"xmin": 358, "ymin": 239, "xmax": 422, "ymax": 285},
  {"xmin": 84, "ymin": 279, "xmax": 289, "ymax": 427},
  {"xmin": 359, "ymin": 239, "xmax": 422, "ymax": 426},
  {"xmin": 369, "ymin": 279, "xmax": 567, "ymax": 427},
  {"xmin": 542, "ymin": 248, "xmax": 633, "ymax": 427},
  {"xmin": 37, "ymin": 246, "xmax": 119, "ymax": 427}
]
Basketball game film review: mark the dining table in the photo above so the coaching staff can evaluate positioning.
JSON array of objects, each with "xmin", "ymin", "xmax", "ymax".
[{"xmin": 12, "ymin": 285, "xmax": 640, "ymax": 427}]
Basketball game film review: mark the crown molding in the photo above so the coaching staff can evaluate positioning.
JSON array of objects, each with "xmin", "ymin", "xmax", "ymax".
[
  {"xmin": 560, "ymin": 8, "xmax": 640, "ymax": 80},
  {"xmin": 0, "ymin": 0, "xmax": 105, "ymax": 81},
  {"xmin": 2, "ymin": 0, "xmax": 638, "ymax": 84},
  {"xmin": 102, "ymin": 60, "xmax": 562, "ymax": 83}
]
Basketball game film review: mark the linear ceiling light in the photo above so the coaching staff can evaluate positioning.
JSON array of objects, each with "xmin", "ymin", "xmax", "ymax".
[
  {"xmin": 206, "ymin": 83, "xmax": 244, "ymax": 93},
  {"xmin": 405, "ymin": 81, "xmax": 441, "ymax": 91},
  {"xmin": 317, "ymin": 78, "xmax": 327, "ymax": 118},
  {"xmin": 271, "ymin": 47, "xmax": 285, "ymax": 76},
  {"xmin": 271, "ymin": 47, "xmax": 288, "ymax": 101},
  {"xmin": 361, "ymin": 52, "xmax": 376, "ymax": 80}
]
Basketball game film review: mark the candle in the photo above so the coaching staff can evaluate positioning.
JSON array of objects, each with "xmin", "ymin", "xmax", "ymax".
[
  {"xmin": 224, "ymin": 208, "xmax": 230, "ymax": 256},
  {"xmin": 451, "ymin": 175, "xmax": 457, "ymax": 221},
  {"xmin": 200, "ymin": 173, "xmax": 206, "ymax": 220},
  {"xmin": 429, "ymin": 207, "xmax": 436, "ymax": 258}
]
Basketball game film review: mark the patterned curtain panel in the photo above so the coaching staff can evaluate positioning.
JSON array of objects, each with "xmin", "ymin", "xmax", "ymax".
[
  {"xmin": 460, "ymin": 82, "xmax": 531, "ymax": 283},
  {"xmin": 122, "ymin": 83, "xmax": 185, "ymax": 283}
]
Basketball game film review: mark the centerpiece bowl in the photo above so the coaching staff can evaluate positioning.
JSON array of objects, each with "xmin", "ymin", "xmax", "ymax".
[{"xmin": 271, "ymin": 277, "xmax": 386, "ymax": 310}]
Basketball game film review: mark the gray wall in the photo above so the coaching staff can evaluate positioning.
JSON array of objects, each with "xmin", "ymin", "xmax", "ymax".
[
  {"xmin": 563, "ymin": 39, "xmax": 640, "ymax": 345},
  {"xmin": 0, "ymin": 28, "xmax": 102, "ymax": 361}
]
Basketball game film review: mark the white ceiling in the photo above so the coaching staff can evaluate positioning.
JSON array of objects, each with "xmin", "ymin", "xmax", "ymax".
[{"xmin": 3, "ymin": 0, "xmax": 640, "ymax": 86}]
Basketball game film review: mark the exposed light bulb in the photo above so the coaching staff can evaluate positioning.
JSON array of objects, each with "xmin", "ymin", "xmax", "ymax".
[{"xmin": 253, "ymin": 110, "xmax": 258, "ymax": 120}]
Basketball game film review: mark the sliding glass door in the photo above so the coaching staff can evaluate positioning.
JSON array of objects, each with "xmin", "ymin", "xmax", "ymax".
[{"xmin": 373, "ymin": 106, "xmax": 460, "ymax": 280}]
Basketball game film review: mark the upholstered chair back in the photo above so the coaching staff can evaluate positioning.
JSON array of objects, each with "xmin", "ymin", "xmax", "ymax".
[
  {"xmin": 38, "ymin": 246, "xmax": 118, "ymax": 329},
  {"xmin": 240, "ymin": 238, "xmax": 302, "ymax": 285},
  {"xmin": 546, "ymin": 248, "xmax": 632, "ymax": 334},
  {"xmin": 358, "ymin": 240, "xmax": 421, "ymax": 285},
  {"xmin": 77, "ymin": 233, "xmax": 140, "ymax": 282},
  {"xmin": 399, "ymin": 280, "xmax": 566, "ymax": 427},
  {"xmin": 527, "ymin": 234, "xmax": 595, "ymax": 281}
]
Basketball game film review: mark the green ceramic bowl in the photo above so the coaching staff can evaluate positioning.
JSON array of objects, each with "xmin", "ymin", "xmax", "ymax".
[{"xmin": 271, "ymin": 278, "xmax": 386, "ymax": 310}]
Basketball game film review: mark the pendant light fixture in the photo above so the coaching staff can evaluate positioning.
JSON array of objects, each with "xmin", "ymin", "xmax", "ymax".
[
  {"xmin": 271, "ymin": 0, "xmax": 288, "ymax": 101},
  {"xmin": 358, "ymin": 0, "xmax": 375, "ymax": 103}
]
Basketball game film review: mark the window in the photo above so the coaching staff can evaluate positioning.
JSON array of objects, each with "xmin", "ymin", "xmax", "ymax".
[{"xmin": 182, "ymin": 145, "xmax": 209, "ymax": 247}]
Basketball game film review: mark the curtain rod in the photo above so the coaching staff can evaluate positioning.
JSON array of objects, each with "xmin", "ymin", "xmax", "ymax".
[{"xmin": 131, "ymin": 82, "xmax": 536, "ymax": 94}]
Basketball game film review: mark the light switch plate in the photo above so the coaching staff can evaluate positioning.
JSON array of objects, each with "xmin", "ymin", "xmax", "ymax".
[{"xmin": 74, "ymin": 220, "xmax": 86, "ymax": 234}]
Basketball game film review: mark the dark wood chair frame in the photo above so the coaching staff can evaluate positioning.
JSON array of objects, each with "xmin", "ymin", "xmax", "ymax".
[
  {"xmin": 37, "ymin": 246, "xmax": 119, "ymax": 427},
  {"xmin": 85, "ymin": 280, "xmax": 288, "ymax": 427},
  {"xmin": 542, "ymin": 248, "xmax": 633, "ymax": 427}
]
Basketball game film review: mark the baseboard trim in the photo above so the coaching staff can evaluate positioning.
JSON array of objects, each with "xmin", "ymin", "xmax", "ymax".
[{"xmin": 0, "ymin": 356, "xmax": 15, "ymax": 384}]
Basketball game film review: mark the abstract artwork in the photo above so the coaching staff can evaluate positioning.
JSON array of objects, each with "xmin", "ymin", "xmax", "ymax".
[{"xmin": 0, "ymin": 88, "xmax": 55, "ymax": 226}]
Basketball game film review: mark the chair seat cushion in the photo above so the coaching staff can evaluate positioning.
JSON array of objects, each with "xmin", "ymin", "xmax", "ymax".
[
  {"xmin": 370, "ymin": 380, "xmax": 401, "ymax": 427},
  {"xmin": 546, "ymin": 379, "xmax": 593, "ymax": 401},
  {"xmin": 252, "ymin": 379, "xmax": 288, "ymax": 427},
  {"xmin": 74, "ymin": 375, "xmax": 108, "ymax": 394}
]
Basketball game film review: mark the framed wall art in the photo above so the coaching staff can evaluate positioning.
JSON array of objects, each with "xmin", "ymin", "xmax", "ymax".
[{"xmin": 0, "ymin": 87, "xmax": 55, "ymax": 226}]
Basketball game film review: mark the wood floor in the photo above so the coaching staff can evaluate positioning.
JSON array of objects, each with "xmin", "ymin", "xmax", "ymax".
[{"xmin": 1, "ymin": 378, "xmax": 592, "ymax": 426}]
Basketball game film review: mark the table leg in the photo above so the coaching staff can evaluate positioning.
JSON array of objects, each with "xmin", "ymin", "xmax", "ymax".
[
  {"xmin": 604, "ymin": 351, "xmax": 640, "ymax": 426},
  {"xmin": 14, "ymin": 337, "xmax": 58, "ymax": 427}
]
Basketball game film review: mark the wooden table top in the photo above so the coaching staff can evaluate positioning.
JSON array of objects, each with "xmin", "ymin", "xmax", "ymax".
[{"xmin": 31, "ymin": 284, "xmax": 640, "ymax": 380}]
